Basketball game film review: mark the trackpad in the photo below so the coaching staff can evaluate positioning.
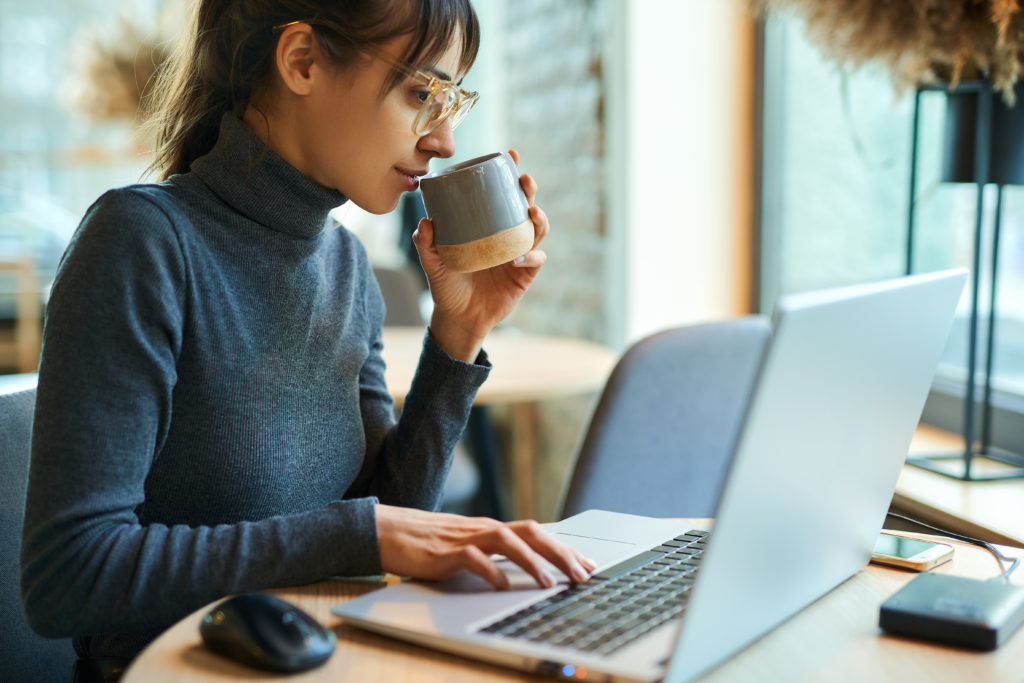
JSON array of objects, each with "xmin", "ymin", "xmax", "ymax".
[{"xmin": 551, "ymin": 532, "xmax": 639, "ymax": 568}]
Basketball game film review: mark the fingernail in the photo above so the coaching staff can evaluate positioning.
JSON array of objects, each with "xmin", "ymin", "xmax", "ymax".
[
  {"xmin": 582, "ymin": 557, "xmax": 597, "ymax": 571},
  {"xmin": 513, "ymin": 255, "xmax": 525, "ymax": 265},
  {"xmin": 571, "ymin": 562, "xmax": 589, "ymax": 583},
  {"xmin": 541, "ymin": 570, "xmax": 556, "ymax": 588}
]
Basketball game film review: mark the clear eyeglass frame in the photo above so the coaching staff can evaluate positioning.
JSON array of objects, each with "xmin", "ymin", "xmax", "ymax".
[{"xmin": 273, "ymin": 20, "xmax": 479, "ymax": 136}]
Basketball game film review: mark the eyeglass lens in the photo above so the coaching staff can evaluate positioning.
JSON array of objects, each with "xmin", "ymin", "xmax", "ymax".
[{"xmin": 414, "ymin": 83, "xmax": 476, "ymax": 135}]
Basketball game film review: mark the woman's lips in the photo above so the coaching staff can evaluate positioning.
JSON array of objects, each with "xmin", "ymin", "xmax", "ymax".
[{"xmin": 395, "ymin": 167, "xmax": 428, "ymax": 191}]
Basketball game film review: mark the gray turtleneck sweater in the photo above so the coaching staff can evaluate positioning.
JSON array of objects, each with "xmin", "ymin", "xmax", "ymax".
[{"xmin": 20, "ymin": 114, "xmax": 490, "ymax": 660}]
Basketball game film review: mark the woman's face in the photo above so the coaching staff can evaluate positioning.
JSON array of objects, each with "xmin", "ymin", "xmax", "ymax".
[{"xmin": 297, "ymin": 33, "xmax": 466, "ymax": 214}]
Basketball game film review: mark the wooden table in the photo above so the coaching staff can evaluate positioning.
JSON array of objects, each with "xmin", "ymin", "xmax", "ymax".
[
  {"xmin": 381, "ymin": 326, "xmax": 618, "ymax": 520},
  {"xmin": 124, "ymin": 521, "xmax": 1024, "ymax": 682}
]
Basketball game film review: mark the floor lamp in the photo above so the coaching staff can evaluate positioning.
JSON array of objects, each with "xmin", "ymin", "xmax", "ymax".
[{"xmin": 904, "ymin": 81, "xmax": 1024, "ymax": 481}]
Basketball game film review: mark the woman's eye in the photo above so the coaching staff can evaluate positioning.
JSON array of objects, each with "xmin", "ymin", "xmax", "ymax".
[{"xmin": 411, "ymin": 89, "xmax": 431, "ymax": 105}]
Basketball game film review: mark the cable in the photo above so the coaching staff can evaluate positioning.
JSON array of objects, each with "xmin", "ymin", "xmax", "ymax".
[{"xmin": 886, "ymin": 512, "xmax": 1021, "ymax": 580}]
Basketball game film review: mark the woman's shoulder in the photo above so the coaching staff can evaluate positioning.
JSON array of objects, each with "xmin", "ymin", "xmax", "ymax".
[
  {"xmin": 84, "ymin": 182, "xmax": 187, "ymax": 228},
  {"xmin": 65, "ymin": 183, "xmax": 191, "ymax": 271}
]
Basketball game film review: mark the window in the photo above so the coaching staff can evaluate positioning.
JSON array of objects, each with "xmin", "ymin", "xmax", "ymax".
[
  {"xmin": 0, "ymin": 1, "xmax": 163, "ymax": 371},
  {"xmin": 760, "ymin": 13, "xmax": 1024, "ymax": 448}
]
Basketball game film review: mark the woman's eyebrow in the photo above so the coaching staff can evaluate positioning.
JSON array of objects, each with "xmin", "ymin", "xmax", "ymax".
[{"xmin": 423, "ymin": 66, "xmax": 463, "ymax": 85}]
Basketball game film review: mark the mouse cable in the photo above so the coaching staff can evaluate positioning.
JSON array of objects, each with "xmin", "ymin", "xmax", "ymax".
[{"xmin": 886, "ymin": 511, "xmax": 1021, "ymax": 580}]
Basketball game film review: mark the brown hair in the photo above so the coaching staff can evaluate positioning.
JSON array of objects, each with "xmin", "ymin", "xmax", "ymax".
[{"xmin": 143, "ymin": 0, "xmax": 480, "ymax": 180}]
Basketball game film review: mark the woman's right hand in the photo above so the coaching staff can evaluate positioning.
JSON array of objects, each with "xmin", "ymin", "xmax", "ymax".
[{"xmin": 375, "ymin": 504, "xmax": 596, "ymax": 589}]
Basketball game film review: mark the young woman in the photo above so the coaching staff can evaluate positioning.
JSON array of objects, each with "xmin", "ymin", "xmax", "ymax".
[{"xmin": 20, "ymin": 0, "xmax": 593, "ymax": 674}]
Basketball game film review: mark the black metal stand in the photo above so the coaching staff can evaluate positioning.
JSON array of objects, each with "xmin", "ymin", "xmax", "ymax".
[{"xmin": 904, "ymin": 82, "xmax": 1024, "ymax": 480}]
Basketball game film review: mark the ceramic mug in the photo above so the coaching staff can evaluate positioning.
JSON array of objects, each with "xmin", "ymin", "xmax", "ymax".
[{"xmin": 418, "ymin": 152, "xmax": 533, "ymax": 273}]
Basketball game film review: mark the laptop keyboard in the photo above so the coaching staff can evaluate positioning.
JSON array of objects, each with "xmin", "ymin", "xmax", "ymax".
[{"xmin": 478, "ymin": 529, "xmax": 710, "ymax": 656}]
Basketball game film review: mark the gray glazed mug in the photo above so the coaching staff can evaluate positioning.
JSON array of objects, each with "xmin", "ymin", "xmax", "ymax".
[{"xmin": 418, "ymin": 152, "xmax": 534, "ymax": 273}]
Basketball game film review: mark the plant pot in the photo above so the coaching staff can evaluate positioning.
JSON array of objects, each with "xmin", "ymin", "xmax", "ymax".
[{"xmin": 942, "ymin": 81, "xmax": 1024, "ymax": 185}]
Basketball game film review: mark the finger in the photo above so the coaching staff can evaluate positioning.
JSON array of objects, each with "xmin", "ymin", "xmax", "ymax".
[
  {"xmin": 459, "ymin": 544, "xmax": 511, "ymax": 590},
  {"xmin": 511, "ymin": 520, "xmax": 591, "ymax": 583},
  {"xmin": 508, "ymin": 148, "xmax": 520, "ymax": 167},
  {"xmin": 512, "ymin": 249, "xmax": 547, "ymax": 268},
  {"xmin": 480, "ymin": 525, "xmax": 558, "ymax": 589},
  {"xmin": 412, "ymin": 217, "xmax": 435, "ymax": 249},
  {"xmin": 528, "ymin": 205, "xmax": 549, "ymax": 246},
  {"xmin": 519, "ymin": 173, "xmax": 538, "ymax": 206},
  {"xmin": 411, "ymin": 217, "xmax": 445, "ymax": 270}
]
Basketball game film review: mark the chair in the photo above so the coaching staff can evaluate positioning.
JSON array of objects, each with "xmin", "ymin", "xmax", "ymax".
[
  {"xmin": 373, "ymin": 265, "xmax": 426, "ymax": 328},
  {"xmin": 0, "ymin": 377, "xmax": 77, "ymax": 681},
  {"xmin": 558, "ymin": 316, "xmax": 771, "ymax": 520}
]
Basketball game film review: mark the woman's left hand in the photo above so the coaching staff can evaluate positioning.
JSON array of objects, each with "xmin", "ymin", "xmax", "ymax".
[{"xmin": 412, "ymin": 149, "xmax": 549, "ymax": 361}]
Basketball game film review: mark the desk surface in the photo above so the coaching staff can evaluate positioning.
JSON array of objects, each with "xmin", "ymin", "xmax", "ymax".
[
  {"xmin": 381, "ymin": 326, "xmax": 617, "ymax": 406},
  {"xmin": 125, "ymin": 522, "xmax": 1024, "ymax": 683}
]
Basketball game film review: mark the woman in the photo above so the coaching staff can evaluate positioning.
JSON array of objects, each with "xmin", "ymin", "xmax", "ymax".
[{"xmin": 20, "ymin": 0, "xmax": 593, "ymax": 674}]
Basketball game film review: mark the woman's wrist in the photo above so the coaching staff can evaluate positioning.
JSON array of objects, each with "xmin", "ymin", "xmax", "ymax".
[{"xmin": 428, "ymin": 313, "xmax": 486, "ymax": 363}]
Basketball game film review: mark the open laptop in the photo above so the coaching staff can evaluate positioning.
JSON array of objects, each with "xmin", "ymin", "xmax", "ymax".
[{"xmin": 333, "ymin": 269, "xmax": 967, "ymax": 682}]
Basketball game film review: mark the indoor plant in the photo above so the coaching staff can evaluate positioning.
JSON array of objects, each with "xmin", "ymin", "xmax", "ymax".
[{"xmin": 755, "ymin": 0, "xmax": 1023, "ymax": 103}]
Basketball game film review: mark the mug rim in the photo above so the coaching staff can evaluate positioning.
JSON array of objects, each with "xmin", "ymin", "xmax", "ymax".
[{"xmin": 420, "ymin": 152, "xmax": 504, "ymax": 182}]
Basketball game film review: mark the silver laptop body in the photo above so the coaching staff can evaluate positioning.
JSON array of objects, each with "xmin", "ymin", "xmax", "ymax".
[{"xmin": 333, "ymin": 269, "xmax": 967, "ymax": 682}]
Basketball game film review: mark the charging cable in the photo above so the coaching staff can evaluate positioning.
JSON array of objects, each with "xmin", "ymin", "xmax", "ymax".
[{"xmin": 887, "ymin": 512, "xmax": 1021, "ymax": 581}]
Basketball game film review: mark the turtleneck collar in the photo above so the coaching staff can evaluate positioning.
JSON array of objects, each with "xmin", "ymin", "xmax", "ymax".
[{"xmin": 189, "ymin": 113, "xmax": 348, "ymax": 238}]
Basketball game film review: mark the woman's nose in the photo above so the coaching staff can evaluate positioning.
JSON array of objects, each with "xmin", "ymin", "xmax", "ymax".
[{"xmin": 418, "ymin": 119, "xmax": 456, "ymax": 159}]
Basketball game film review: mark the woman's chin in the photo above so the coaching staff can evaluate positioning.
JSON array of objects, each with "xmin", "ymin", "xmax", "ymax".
[{"xmin": 350, "ymin": 194, "xmax": 402, "ymax": 216}]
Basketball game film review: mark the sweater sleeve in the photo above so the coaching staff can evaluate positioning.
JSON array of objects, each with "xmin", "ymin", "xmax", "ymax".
[{"xmin": 20, "ymin": 188, "xmax": 380, "ymax": 640}]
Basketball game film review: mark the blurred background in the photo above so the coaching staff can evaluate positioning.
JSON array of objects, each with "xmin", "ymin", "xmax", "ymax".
[{"xmin": 2, "ymin": 0, "xmax": 1022, "ymax": 516}]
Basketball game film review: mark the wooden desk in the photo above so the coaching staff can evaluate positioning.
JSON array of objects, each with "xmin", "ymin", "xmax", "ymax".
[
  {"xmin": 896, "ymin": 424, "xmax": 1024, "ymax": 549},
  {"xmin": 381, "ymin": 327, "xmax": 618, "ymax": 520},
  {"xmin": 125, "ymin": 521, "xmax": 1024, "ymax": 682}
]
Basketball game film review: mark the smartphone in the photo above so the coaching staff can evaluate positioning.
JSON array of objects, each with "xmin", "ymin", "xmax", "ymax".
[{"xmin": 870, "ymin": 532, "xmax": 953, "ymax": 571}]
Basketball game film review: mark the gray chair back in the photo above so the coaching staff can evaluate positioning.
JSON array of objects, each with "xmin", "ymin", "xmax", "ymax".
[
  {"xmin": 0, "ymin": 380, "xmax": 77, "ymax": 681},
  {"xmin": 559, "ymin": 316, "xmax": 771, "ymax": 519},
  {"xmin": 373, "ymin": 266, "xmax": 426, "ymax": 326}
]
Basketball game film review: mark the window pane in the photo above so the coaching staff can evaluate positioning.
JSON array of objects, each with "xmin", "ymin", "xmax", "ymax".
[{"xmin": 761, "ymin": 14, "xmax": 1024, "ymax": 408}]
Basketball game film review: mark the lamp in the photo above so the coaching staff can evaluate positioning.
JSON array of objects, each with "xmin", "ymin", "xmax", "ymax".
[{"xmin": 905, "ymin": 80, "xmax": 1024, "ymax": 480}]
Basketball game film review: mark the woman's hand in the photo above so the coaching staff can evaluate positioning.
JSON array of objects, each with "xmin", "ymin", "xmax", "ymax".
[
  {"xmin": 375, "ymin": 504, "xmax": 596, "ymax": 589},
  {"xmin": 412, "ymin": 149, "xmax": 550, "ymax": 361}
]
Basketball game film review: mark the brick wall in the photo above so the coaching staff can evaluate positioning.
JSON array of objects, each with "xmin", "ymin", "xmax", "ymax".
[
  {"xmin": 492, "ymin": 0, "xmax": 611, "ymax": 521},
  {"xmin": 500, "ymin": 0, "xmax": 609, "ymax": 343}
]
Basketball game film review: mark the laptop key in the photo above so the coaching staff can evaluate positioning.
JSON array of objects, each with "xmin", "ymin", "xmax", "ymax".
[{"xmin": 593, "ymin": 551, "xmax": 665, "ymax": 580}]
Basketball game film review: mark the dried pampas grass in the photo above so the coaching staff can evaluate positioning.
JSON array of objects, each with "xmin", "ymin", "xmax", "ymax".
[
  {"xmin": 64, "ymin": 14, "xmax": 169, "ymax": 124},
  {"xmin": 755, "ymin": 0, "xmax": 1024, "ymax": 103}
]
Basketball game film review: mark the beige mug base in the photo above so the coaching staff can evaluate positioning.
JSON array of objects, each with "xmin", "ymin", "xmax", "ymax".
[{"xmin": 436, "ymin": 219, "xmax": 535, "ymax": 273}]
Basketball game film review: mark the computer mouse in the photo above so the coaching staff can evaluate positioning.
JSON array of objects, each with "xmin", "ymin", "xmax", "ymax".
[{"xmin": 199, "ymin": 593, "xmax": 336, "ymax": 672}]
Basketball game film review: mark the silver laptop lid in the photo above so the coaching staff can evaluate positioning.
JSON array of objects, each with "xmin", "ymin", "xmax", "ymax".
[{"xmin": 664, "ymin": 269, "xmax": 967, "ymax": 682}]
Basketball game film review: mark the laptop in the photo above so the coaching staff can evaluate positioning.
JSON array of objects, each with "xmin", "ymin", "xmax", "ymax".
[{"xmin": 333, "ymin": 269, "xmax": 967, "ymax": 682}]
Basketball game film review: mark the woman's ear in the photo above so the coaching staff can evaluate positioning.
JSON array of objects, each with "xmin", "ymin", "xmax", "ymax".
[{"xmin": 274, "ymin": 23, "xmax": 319, "ymax": 96}]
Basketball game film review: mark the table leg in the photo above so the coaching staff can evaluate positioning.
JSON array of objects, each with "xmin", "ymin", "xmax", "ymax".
[
  {"xmin": 464, "ymin": 406, "xmax": 508, "ymax": 521},
  {"xmin": 511, "ymin": 402, "xmax": 538, "ymax": 520}
]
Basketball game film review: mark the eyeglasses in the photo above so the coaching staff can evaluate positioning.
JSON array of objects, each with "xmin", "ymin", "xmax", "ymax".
[{"xmin": 273, "ymin": 20, "xmax": 479, "ymax": 136}]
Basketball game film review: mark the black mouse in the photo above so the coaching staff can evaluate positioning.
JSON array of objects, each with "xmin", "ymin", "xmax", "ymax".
[{"xmin": 199, "ymin": 593, "xmax": 336, "ymax": 672}]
